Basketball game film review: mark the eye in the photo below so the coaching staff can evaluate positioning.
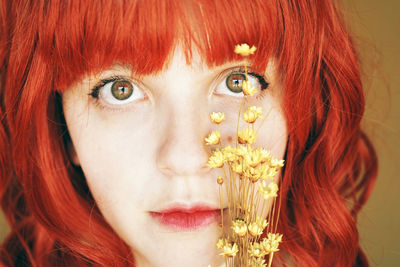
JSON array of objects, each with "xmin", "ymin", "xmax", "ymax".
[
  {"xmin": 89, "ymin": 77, "xmax": 145, "ymax": 106},
  {"xmin": 215, "ymin": 69, "xmax": 269, "ymax": 97}
]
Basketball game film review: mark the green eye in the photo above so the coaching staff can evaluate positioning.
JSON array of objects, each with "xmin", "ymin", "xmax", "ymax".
[
  {"xmin": 111, "ymin": 80, "xmax": 134, "ymax": 100},
  {"xmin": 226, "ymin": 73, "xmax": 246, "ymax": 93}
]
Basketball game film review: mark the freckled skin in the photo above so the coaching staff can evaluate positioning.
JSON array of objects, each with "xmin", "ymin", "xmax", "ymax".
[{"xmin": 62, "ymin": 48, "xmax": 287, "ymax": 267}]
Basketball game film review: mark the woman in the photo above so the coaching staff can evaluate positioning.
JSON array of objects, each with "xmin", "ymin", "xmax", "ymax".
[{"xmin": 0, "ymin": 0, "xmax": 377, "ymax": 266}]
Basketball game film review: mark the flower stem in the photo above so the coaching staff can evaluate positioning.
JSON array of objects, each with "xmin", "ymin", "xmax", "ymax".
[
  {"xmin": 267, "ymin": 252, "xmax": 274, "ymax": 267},
  {"xmin": 236, "ymin": 96, "xmax": 248, "ymax": 148},
  {"xmin": 270, "ymin": 197, "xmax": 277, "ymax": 233},
  {"xmin": 219, "ymin": 184, "xmax": 224, "ymax": 237},
  {"xmin": 274, "ymin": 188, "xmax": 282, "ymax": 233}
]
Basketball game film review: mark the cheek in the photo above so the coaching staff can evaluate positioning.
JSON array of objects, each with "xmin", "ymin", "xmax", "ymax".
[
  {"xmin": 71, "ymin": 124, "xmax": 154, "ymax": 198},
  {"xmin": 66, "ymin": 118, "xmax": 160, "ymax": 238},
  {"xmin": 62, "ymin": 94, "xmax": 157, "ymax": 212},
  {"xmin": 256, "ymin": 89, "xmax": 287, "ymax": 158},
  {"xmin": 257, "ymin": 107, "xmax": 287, "ymax": 159},
  {"xmin": 217, "ymin": 95, "xmax": 287, "ymax": 159}
]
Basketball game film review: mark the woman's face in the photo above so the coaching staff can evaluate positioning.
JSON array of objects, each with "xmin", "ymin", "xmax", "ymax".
[{"xmin": 62, "ymin": 47, "xmax": 287, "ymax": 267}]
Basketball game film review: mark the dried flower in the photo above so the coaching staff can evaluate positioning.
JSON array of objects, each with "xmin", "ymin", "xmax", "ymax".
[
  {"xmin": 248, "ymin": 242, "xmax": 267, "ymax": 258},
  {"xmin": 232, "ymin": 219, "xmax": 248, "ymax": 237},
  {"xmin": 220, "ymin": 242, "xmax": 239, "ymax": 257},
  {"xmin": 242, "ymin": 80, "xmax": 258, "ymax": 96},
  {"xmin": 205, "ymin": 130, "xmax": 221, "ymax": 145},
  {"xmin": 207, "ymin": 150, "xmax": 225, "ymax": 168},
  {"xmin": 243, "ymin": 106, "xmax": 262, "ymax": 123},
  {"xmin": 248, "ymin": 217, "xmax": 268, "ymax": 237},
  {"xmin": 248, "ymin": 223, "xmax": 264, "ymax": 237},
  {"xmin": 238, "ymin": 128, "xmax": 257, "ymax": 144},
  {"xmin": 236, "ymin": 145, "xmax": 250, "ymax": 156},
  {"xmin": 270, "ymin": 158, "xmax": 285, "ymax": 167},
  {"xmin": 265, "ymin": 167, "xmax": 278, "ymax": 179},
  {"xmin": 231, "ymin": 160, "xmax": 244, "ymax": 175},
  {"xmin": 248, "ymin": 257, "xmax": 267, "ymax": 267},
  {"xmin": 222, "ymin": 146, "xmax": 238, "ymax": 162},
  {"xmin": 259, "ymin": 148, "xmax": 271, "ymax": 163},
  {"xmin": 216, "ymin": 238, "xmax": 227, "ymax": 250},
  {"xmin": 244, "ymin": 164, "xmax": 267, "ymax": 183},
  {"xmin": 210, "ymin": 112, "xmax": 225, "ymax": 124},
  {"xmin": 255, "ymin": 216, "xmax": 269, "ymax": 229},
  {"xmin": 211, "ymin": 43, "xmax": 284, "ymax": 267},
  {"xmin": 258, "ymin": 181, "xmax": 278, "ymax": 199},
  {"xmin": 234, "ymin": 43, "xmax": 257, "ymax": 57},
  {"xmin": 262, "ymin": 233, "xmax": 283, "ymax": 253},
  {"xmin": 244, "ymin": 148, "xmax": 263, "ymax": 167}
]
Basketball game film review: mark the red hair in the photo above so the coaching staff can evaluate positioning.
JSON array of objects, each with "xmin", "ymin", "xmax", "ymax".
[{"xmin": 0, "ymin": 0, "xmax": 377, "ymax": 266}]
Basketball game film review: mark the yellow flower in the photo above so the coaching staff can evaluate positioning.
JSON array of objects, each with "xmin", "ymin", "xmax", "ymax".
[
  {"xmin": 216, "ymin": 238, "xmax": 227, "ymax": 250},
  {"xmin": 258, "ymin": 181, "xmax": 278, "ymax": 199},
  {"xmin": 217, "ymin": 176, "xmax": 224, "ymax": 185},
  {"xmin": 262, "ymin": 233, "xmax": 283, "ymax": 253},
  {"xmin": 259, "ymin": 148, "xmax": 271, "ymax": 163},
  {"xmin": 244, "ymin": 164, "xmax": 267, "ymax": 183},
  {"xmin": 248, "ymin": 217, "xmax": 268, "ymax": 237},
  {"xmin": 242, "ymin": 80, "xmax": 258, "ymax": 96},
  {"xmin": 207, "ymin": 150, "xmax": 225, "ymax": 168},
  {"xmin": 234, "ymin": 43, "xmax": 257, "ymax": 57},
  {"xmin": 248, "ymin": 222, "xmax": 263, "ymax": 237},
  {"xmin": 248, "ymin": 242, "xmax": 267, "ymax": 258},
  {"xmin": 238, "ymin": 128, "xmax": 257, "ymax": 144},
  {"xmin": 270, "ymin": 157, "xmax": 285, "ymax": 167},
  {"xmin": 235, "ymin": 145, "xmax": 250, "ymax": 157},
  {"xmin": 248, "ymin": 257, "xmax": 267, "ymax": 267},
  {"xmin": 231, "ymin": 160, "xmax": 244, "ymax": 175},
  {"xmin": 205, "ymin": 130, "xmax": 221, "ymax": 145},
  {"xmin": 210, "ymin": 112, "xmax": 225, "ymax": 124},
  {"xmin": 255, "ymin": 216, "xmax": 269, "ymax": 229},
  {"xmin": 243, "ymin": 106, "xmax": 262, "ymax": 123},
  {"xmin": 222, "ymin": 146, "xmax": 238, "ymax": 162},
  {"xmin": 244, "ymin": 148, "xmax": 263, "ymax": 167},
  {"xmin": 265, "ymin": 167, "xmax": 278, "ymax": 179},
  {"xmin": 220, "ymin": 242, "xmax": 239, "ymax": 257},
  {"xmin": 232, "ymin": 219, "xmax": 248, "ymax": 237}
]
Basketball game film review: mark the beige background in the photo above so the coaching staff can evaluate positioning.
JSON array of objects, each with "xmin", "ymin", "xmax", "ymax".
[
  {"xmin": 343, "ymin": 0, "xmax": 400, "ymax": 266},
  {"xmin": 1, "ymin": 1, "xmax": 399, "ymax": 266}
]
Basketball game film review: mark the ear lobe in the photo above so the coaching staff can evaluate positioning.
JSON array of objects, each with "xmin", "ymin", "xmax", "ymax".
[{"xmin": 67, "ymin": 141, "xmax": 80, "ymax": 166}]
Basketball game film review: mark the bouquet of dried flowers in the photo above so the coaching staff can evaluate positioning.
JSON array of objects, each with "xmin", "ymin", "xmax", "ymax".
[{"xmin": 206, "ymin": 44, "xmax": 284, "ymax": 267}]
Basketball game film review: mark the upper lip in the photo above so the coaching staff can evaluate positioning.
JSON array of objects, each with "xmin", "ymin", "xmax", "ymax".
[{"xmin": 150, "ymin": 202, "xmax": 222, "ymax": 214}]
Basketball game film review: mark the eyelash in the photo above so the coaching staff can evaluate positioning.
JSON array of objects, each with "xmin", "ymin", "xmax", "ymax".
[
  {"xmin": 88, "ymin": 69, "xmax": 270, "ymax": 110},
  {"xmin": 249, "ymin": 71, "xmax": 269, "ymax": 101},
  {"xmin": 88, "ymin": 76, "xmax": 125, "ymax": 98},
  {"xmin": 248, "ymin": 72, "xmax": 269, "ymax": 91}
]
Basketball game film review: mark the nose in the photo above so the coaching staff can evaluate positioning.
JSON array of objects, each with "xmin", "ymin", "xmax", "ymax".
[{"xmin": 156, "ymin": 97, "xmax": 211, "ymax": 177}]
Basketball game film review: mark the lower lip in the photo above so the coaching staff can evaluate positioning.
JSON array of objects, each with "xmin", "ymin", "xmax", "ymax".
[{"xmin": 150, "ymin": 209, "xmax": 220, "ymax": 231}]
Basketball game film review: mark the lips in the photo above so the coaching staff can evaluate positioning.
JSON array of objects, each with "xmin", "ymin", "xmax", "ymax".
[{"xmin": 149, "ymin": 205, "xmax": 221, "ymax": 231}]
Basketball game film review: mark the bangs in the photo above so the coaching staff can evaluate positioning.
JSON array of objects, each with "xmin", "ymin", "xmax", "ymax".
[{"xmin": 35, "ymin": 0, "xmax": 281, "ymax": 90}]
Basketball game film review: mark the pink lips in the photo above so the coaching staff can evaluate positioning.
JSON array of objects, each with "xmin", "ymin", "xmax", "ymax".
[{"xmin": 149, "ymin": 205, "xmax": 221, "ymax": 231}]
